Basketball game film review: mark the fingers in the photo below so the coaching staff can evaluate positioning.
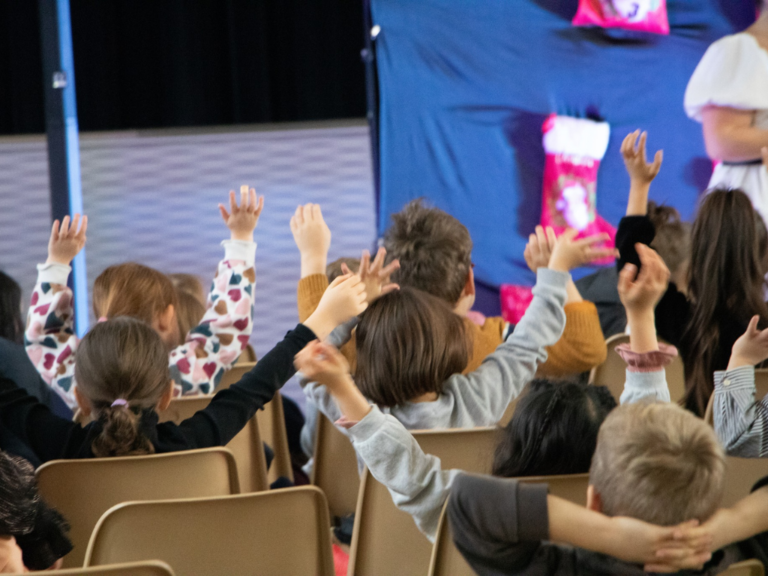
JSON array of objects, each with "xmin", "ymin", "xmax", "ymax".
[
  {"xmin": 60, "ymin": 215, "xmax": 71, "ymax": 237},
  {"xmin": 618, "ymin": 263, "xmax": 637, "ymax": 295},
  {"xmin": 535, "ymin": 225, "xmax": 548, "ymax": 252},
  {"xmin": 239, "ymin": 185, "xmax": 248, "ymax": 211},
  {"xmin": 78, "ymin": 215, "xmax": 88, "ymax": 238},
  {"xmin": 637, "ymin": 131, "xmax": 648, "ymax": 162},
  {"xmin": 585, "ymin": 247, "xmax": 619, "ymax": 262},
  {"xmin": 651, "ymin": 149, "xmax": 664, "ymax": 175},
  {"xmin": 380, "ymin": 259, "xmax": 400, "ymax": 279},
  {"xmin": 747, "ymin": 315, "xmax": 761, "ymax": 337},
  {"xmin": 340, "ymin": 263, "xmax": 352, "ymax": 276},
  {"xmin": 370, "ymin": 247, "xmax": 387, "ymax": 274},
  {"xmin": 621, "ymin": 131, "xmax": 638, "ymax": 157},
  {"xmin": 574, "ymin": 232, "xmax": 609, "ymax": 247},
  {"xmin": 381, "ymin": 283, "xmax": 400, "ymax": 296},
  {"xmin": 50, "ymin": 219, "xmax": 60, "ymax": 241},
  {"xmin": 545, "ymin": 226, "xmax": 557, "ymax": 251},
  {"xmin": 359, "ymin": 249, "xmax": 372, "ymax": 277},
  {"xmin": 229, "ymin": 190, "xmax": 238, "ymax": 215},
  {"xmin": 219, "ymin": 204, "xmax": 231, "ymax": 223}
]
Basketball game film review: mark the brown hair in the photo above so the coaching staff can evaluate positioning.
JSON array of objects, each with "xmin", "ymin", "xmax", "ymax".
[
  {"xmin": 354, "ymin": 287, "xmax": 469, "ymax": 407},
  {"xmin": 93, "ymin": 263, "xmax": 179, "ymax": 341},
  {"xmin": 75, "ymin": 317, "xmax": 171, "ymax": 457},
  {"xmin": 326, "ymin": 258, "xmax": 360, "ymax": 283},
  {"xmin": 169, "ymin": 273, "xmax": 206, "ymax": 306},
  {"xmin": 590, "ymin": 402, "xmax": 725, "ymax": 526},
  {"xmin": 647, "ymin": 202, "xmax": 691, "ymax": 278},
  {"xmin": 383, "ymin": 199, "xmax": 473, "ymax": 305},
  {"xmin": 683, "ymin": 189, "xmax": 768, "ymax": 415},
  {"xmin": 174, "ymin": 289, "xmax": 205, "ymax": 341}
]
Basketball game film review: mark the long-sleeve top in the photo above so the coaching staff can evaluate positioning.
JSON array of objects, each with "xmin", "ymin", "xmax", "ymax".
[
  {"xmin": 25, "ymin": 240, "xmax": 257, "ymax": 408},
  {"xmin": 296, "ymin": 272, "xmax": 607, "ymax": 377},
  {"xmin": 713, "ymin": 366, "xmax": 768, "ymax": 457},
  {"xmin": 304, "ymin": 268, "xmax": 569, "ymax": 449},
  {"xmin": 344, "ymin": 366, "xmax": 671, "ymax": 541},
  {"xmin": 447, "ymin": 473, "xmax": 768, "ymax": 576},
  {"xmin": 2, "ymin": 324, "xmax": 315, "ymax": 463}
]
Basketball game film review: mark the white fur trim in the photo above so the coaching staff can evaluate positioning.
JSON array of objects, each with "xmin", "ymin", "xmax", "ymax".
[{"xmin": 542, "ymin": 114, "xmax": 611, "ymax": 159}]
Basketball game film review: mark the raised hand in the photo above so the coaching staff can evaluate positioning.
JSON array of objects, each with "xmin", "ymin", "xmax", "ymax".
[
  {"xmin": 342, "ymin": 247, "xmax": 399, "ymax": 304},
  {"xmin": 729, "ymin": 315, "xmax": 768, "ymax": 370},
  {"xmin": 524, "ymin": 225, "xmax": 557, "ymax": 272},
  {"xmin": 303, "ymin": 273, "xmax": 367, "ymax": 340},
  {"xmin": 290, "ymin": 203, "xmax": 332, "ymax": 277},
  {"xmin": 618, "ymin": 244, "xmax": 670, "ymax": 314},
  {"xmin": 219, "ymin": 185, "xmax": 264, "ymax": 242},
  {"xmin": 548, "ymin": 229, "xmax": 614, "ymax": 273},
  {"xmin": 622, "ymin": 130, "xmax": 663, "ymax": 185},
  {"xmin": 47, "ymin": 214, "xmax": 87, "ymax": 265},
  {"xmin": 294, "ymin": 340, "xmax": 350, "ymax": 390}
]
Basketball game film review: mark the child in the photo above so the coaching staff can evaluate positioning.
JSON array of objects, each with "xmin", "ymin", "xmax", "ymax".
[
  {"xmin": 291, "ymin": 201, "xmax": 607, "ymax": 379},
  {"xmin": 712, "ymin": 315, "xmax": 768, "ymax": 457},
  {"xmin": 0, "ymin": 273, "xmax": 366, "ymax": 461},
  {"xmin": 26, "ymin": 186, "xmax": 262, "ymax": 407},
  {"xmin": 300, "ymin": 228, "xmax": 613, "ymax": 448},
  {"xmin": 617, "ymin": 130, "xmax": 768, "ymax": 416},
  {"xmin": 294, "ymin": 243, "xmax": 677, "ymax": 539}
]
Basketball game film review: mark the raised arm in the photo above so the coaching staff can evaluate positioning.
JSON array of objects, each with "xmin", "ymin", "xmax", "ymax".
[
  {"xmin": 25, "ymin": 215, "xmax": 87, "ymax": 408},
  {"xmin": 712, "ymin": 316, "xmax": 768, "ymax": 456},
  {"xmin": 171, "ymin": 187, "xmax": 262, "ymax": 395},
  {"xmin": 450, "ymin": 230, "xmax": 613, "ymax": 424},
  {"xmin": 291, "ymin": 203, "xmax": 332, "ymax": 322}
]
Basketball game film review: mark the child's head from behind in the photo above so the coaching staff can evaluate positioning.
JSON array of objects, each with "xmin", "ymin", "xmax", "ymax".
[
  {"xmin": 590, "ymin": 402, "xmax": 725, "ymax": 526},
  {"xmin": 93, "ymin": 263, "xmax": 180, "ymax": 348},
  {"xmin": 0, "ymin": 271, "xmax": 23, "ymax": 345},
  {"xmin": 647, "ymin": 202, "xmax": 691, "ymax": 290},
  {"xmin": 493, "ymin": 381, "xmax": 616, "ymax": 478},
  {"xmin": 383, "ymin": 199, "xmax": 474, "ymax": 314},
  {"xmin": 355, "ymin": 287, "xmax": 469, "ymax": 407},
  {"xmin": 74, "ymin": 317, "xmax": 173, "ymax": 457}
]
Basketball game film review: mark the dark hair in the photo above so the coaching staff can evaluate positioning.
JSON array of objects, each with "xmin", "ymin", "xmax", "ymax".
[
  {"xmin": 383, "ymin": 199, "xmax": 473, "ymax": 305},
  {"xmin": 354, "ymin": 287, "xmax": 469, "ymax": 407},
  {"xmin": 75, "ymin": 317, "xmax": 171, "ymax": 457},
  {"xmin": 0, "ymin": 272, "xmax": 23, "ymax": 344},
  {"xmin": 647, "ymin": 202, "xmax": 691, "ymax": 279},
  {"xmin": 492, "ymin": 381, "xmax": 616, "ymax": 478},
  {"xmin": 683, "ymin": 189, "xmax": 768, "ymax": 415}
]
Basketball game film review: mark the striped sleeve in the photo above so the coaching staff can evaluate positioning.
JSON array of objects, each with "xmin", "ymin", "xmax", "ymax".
[{"xmin": 713, "ymin": 366, "xmax": 768, "ymax": 458}]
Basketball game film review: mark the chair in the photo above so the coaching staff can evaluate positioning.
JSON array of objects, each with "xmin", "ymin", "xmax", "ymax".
[
  {"xmin": 721, "ymin": 457, "xmax": 768, "ymax": 508},
  {"xmin": 720, "ymin": 560, "xmax": 765, "ymax": 576},
  {"xmin": 236, "ymin": 344, "xmax": 258, "ymax": 364},
  {"xmin": 704, "ymin": 371, "xmax": 768, "ymax": 427},
  {"xmin": 12, "ymin": 560, "xmax": 175, "ymax": 575},
  {"xmin": 347, "ymin": 427, "xmax": 497, "ymax": 576},
  {"xmin": 84, "ymin": 487, "xmax": 335, "ymax": 576},
  {"xmin": 35, "ymin": 448, "xmax": 238, "ymax": 568},
  {"xmin": 158, "ymin": 396, "xmax": 269, "ymax": 493},
  {"xmin": 257, "ymin": 391, "xmax": 294, "ymax": 483},
  {"xmin": 427, "ymin": 473, "xmax": 589, "ymax": 576},
  {"xmin": 590, "ymin": 334, "xmax": 685, "ymax": 403},
  {"xmin": 218, "ymin": 361, "xmax": 256, "ymax": 390},
  {"xmin": 311, "ymin": 413, "xmax": 361, "ymax": 518}
]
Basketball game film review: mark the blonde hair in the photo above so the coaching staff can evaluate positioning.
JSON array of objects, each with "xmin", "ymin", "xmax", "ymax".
[
  {"xmin": 590, "ymin": 402, "xmax": 725, "ymax": 526},
  {"xmin": 93, "ymin": 263, "xmax": 178, "ymax": 342},
  {"xmin": 169, "ymin": 273, "xmax": 206, "ymax": 339},
  {"xmin": 169, "ymin": 273, "xmax": 206, "ymax": 306},
  {"xmin": 75, "ymin": 317, "xmax": 171, "ymax": 458}
]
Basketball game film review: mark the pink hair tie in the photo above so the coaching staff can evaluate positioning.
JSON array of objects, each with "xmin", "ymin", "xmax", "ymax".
[
  {"xmin": 98, "ymin": 316, "xmax": 108, "ymax": 323},
  {"xmin": 111, "ymin": 399, "xmax": 129, "ymax": 408}
]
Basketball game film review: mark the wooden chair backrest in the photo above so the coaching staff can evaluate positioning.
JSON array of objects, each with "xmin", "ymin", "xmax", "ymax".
[
  {"xmin": 8, "ymin": 561, "xmax": 176, "ymax": 575},
  {"xmin": 311, "ymin": 414, "xmax": 361, "ymax": 518}
]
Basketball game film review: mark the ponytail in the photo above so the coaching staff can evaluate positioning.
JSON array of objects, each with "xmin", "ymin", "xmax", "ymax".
[{"xmin": 91, "ymin": 404, "xmax": 155, "ymax": 458}]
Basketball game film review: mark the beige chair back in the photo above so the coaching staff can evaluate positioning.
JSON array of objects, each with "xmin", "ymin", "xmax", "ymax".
[
  {"xmin": 257, "ymin": 391, "xmax": 294, "ymax": 483},
  {"xmin": 85, "ymin": 487, "xmax": 334, "ymax": 576},
  {"xmin": 347, "ymin": 427, "xmax": 497, "ymax": 576},
  {"xmin": 311, "ymin": 413, "xmax": 361, "ymax": 518},
  {"xmin": 705, "ymin": 372, "xmax": 768, "ymax": 427},
  {"xmin": 236, "ymin": 344, "xmax": 258, "ymax": 364},
  {"xmin": 158, "ymin": 395, "xmax": 268, "ymax": 493},
  {"xmin": 720, "ymin": 560, "xmax": 765, "ymax": 576},
  {"xmin": 590, "ymin": 334, "xmax": 685, "ymax": 403},
  {"xmin": 10, "ymin": 561, "xmax": 175, "ymax": 575},
  {"xmin": 217, "ymin": 361, "xmax": 256, "ymax": 390},
  {"xmin": 428, "ymin": 473, "xmax": 589, "ymax": 576},
  {"xmin": 721, "ymin": 457, "xmax": 768, "ymax": 508},
  {"xmin": 36, "ymin": 448, "xmax": 238, "ymax": 568}
]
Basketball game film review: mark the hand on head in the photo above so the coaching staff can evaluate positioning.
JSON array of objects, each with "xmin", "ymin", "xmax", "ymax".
[
  {"xmin": 548, "ymin": 229, "xmax": 615, "ymax": 272},
  {"xmin": 524, "ymin": 225, "xmax": 557, "ymax": 272},
  {"xmin": 294, "ymin": 340, "xmax": 350, "ymax": 391},
  {"xmin": 219, "ymin": 185, "xmax": 264, "ymax": 242},
  {"xmin": 622, "ymin": 130, "xmax": 663, "ymax": 185},
  {"xmin": 618, "ymin": 244, "xmax": 670, "ymax": 315},
  {"xmin": 644, "ymin": 518, "xmax": 718, "ymax": 573},
  {"xmin": 342, "ymin": 247, "xmax": 399, "ymax": 305},
  {"xmin": 47, "ymin": 213, "xmax": 88, "ymax": 266}
]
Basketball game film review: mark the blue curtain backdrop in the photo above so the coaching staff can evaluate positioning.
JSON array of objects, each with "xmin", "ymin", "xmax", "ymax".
[{"xmin": 372, "ymin": 0, "xmax": 756, "ymax": 307}]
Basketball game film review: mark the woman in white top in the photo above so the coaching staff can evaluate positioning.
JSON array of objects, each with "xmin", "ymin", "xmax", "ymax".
[{"xmin": 684, "ymin": 2, "xmax": 768, "ymax": 222}]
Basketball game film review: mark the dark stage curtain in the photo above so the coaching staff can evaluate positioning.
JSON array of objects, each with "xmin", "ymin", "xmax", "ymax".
[{"xmin": 0, "ymin": 0, "xmax": 366, "ymax": 135}]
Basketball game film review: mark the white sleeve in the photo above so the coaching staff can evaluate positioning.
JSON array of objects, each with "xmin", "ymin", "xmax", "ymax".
[{"xmin": 685, "ymin": 35, "xmax": 768, "ymax": 122}]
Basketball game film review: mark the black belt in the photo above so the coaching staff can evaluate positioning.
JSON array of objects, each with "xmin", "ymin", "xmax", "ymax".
[{"xmin": 722, "ymin": 159, "xmax": 763, "ymax": 166}]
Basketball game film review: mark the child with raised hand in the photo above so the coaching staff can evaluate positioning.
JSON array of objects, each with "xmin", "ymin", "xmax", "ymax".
[
  {"xmin": 0, "ymin": 273, "xmax": 366, "ymax": 461},
  {"xmin": 26, "ymin": 187, "xmax": 264, "ymax": 408},
  {"xmin": 300, "ymin": 228, "xmax": 612, "ymax": 441},
  {"xmin": 711, "ymin": 315, "xmax": 768, "ymax": 457},
  {"xmin": 294, "ymin": 243, "xmax": 675, "ymax": 540}
]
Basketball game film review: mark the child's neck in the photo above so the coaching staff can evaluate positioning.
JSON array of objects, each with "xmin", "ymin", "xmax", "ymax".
[{"xmin": 410, "ymin": 392, "xmax": 439, "ymax": 403}]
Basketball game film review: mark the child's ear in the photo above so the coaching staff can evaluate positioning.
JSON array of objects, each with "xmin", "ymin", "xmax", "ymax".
[
  {"xmin": 74, "ymin": 386, "xmax": 92, "ymax": 417},
  {"xmin": 586, "ymin": 485, "xmax": 603, "ymax": 514},
  {"xmin": 156, "ymin": 380, "xmax": 175, "ymax": 412},
  {"xmin": 463, "ymin": 266, "xmax": 476, "ymax": 298}
]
